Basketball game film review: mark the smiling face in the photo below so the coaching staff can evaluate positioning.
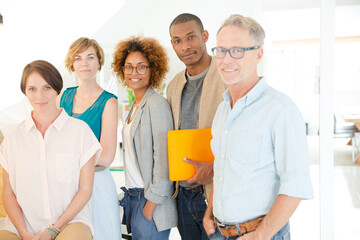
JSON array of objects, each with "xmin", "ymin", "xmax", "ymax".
[
  {"xmin": 72, "ymin": 46, "xmax": 100, "ymax": 82},
  {"xmin": 124, "ymin": 51, "xmax": 151, "ymax": 95},
  {"xmin": 170, "ymin": 20, "xmax": 208, "ymax": 67},
  {"xmin": 216, "ymin": 25, "xmax": 263, "ymax": 86},
  {"xmin": 25, "ymin": 71, "xmax": 58, "ymax": 113}
]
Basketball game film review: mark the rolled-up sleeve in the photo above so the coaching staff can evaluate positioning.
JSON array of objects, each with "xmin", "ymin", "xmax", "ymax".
[
  {"xmin": 0, "ymin": 137, "xmax": 9, "ymax": 172},
  {"xmin": 273, "ymin": 103, "xmax": 314, "ymax": 200},
  {"xmin": 79, "ymin": 122, "xmax": 102, "ymax": 169}
]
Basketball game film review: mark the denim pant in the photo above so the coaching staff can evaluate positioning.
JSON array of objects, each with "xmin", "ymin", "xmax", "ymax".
[
  {"xmin": 177, "ymin": 186, "xmax": 209, "ymax": 240},
  {"xmin": 120, "ymin": 187, "xmax": 170, "ymax": 240},
  {"xmin": 209, "ymin": 221, "xmax": 290, "ymax": 240}
]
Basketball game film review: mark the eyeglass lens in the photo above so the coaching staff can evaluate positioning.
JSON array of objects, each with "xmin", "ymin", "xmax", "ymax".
[
  {"xmin": 124, "ymin": 66, "xmax": 148, "ymax": 75},
  {"xmin": 213, "ymin": 48, "xmax": 245, "ymax": 59}
]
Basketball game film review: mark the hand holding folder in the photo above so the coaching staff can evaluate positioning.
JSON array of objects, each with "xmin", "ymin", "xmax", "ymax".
[{"xmin": 167, "ymin": 128, "xmax": 214, "ymax": 181}]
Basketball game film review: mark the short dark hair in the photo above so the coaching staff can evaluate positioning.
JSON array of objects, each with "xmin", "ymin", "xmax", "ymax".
[
  {"xmin": 21, "ymin": 60, "xmax": 63, "ymax": 94},
  {"xmin": 169, "ymin": 13, "xmax": 204, "ymax": 33}
]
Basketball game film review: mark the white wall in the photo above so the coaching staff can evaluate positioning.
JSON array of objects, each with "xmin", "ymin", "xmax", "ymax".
[{"xmin": 0, "ymin": 0, "xmax": 126, "ymax": 110}]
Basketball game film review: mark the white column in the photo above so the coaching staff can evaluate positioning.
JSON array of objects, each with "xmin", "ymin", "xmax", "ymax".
[{"xmin": 319, "ymin": 0, "xmax": 335, "ymax": 240}]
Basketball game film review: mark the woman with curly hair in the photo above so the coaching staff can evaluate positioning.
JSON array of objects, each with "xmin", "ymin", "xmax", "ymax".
[{"xmin": 112, "ymin": 36, "xmax": 177, "ymax": 239}]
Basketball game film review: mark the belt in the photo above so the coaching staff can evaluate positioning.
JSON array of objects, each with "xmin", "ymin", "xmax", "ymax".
[
  {"xmin": 180, "ymin": 185, "xmax": 202, "ymax": 191},
  {"xmin": 215, "ymin": 216, "xmax": 264, "ymax": 237},
  {"xmin": 185, "ymin": 186, "xmax": 201, "ymax": 190},
  {"xmin": 119, "ymin": 187, "xmax": 145, "ymax": 233},
  {"xmin": 95, "ymin": 165, "xmax": 106, "ymax": 172}
]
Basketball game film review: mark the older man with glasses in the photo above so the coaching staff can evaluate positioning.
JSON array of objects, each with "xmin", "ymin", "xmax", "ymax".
[{"xmin": 203, "ymin": 14, "xmax": 314, "ymax": 240}]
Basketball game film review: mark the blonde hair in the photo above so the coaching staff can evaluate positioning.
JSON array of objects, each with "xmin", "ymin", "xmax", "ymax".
[
  {"xmin": 64, "ymin": 37, "xmax": 105, "ymax": 72},
  {"xmin": 218, "ymin": 14, "xmax": 265, "ymax": 47}
]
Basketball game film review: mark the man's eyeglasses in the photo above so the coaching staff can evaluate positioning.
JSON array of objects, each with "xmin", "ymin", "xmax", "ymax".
[
  {"xmin": 123, "ymin": 65, "xmax": 150, "ymax": 75},
  {"xmin": 211, "ymin": 46, "xmax": 259, "ymax": 59}
]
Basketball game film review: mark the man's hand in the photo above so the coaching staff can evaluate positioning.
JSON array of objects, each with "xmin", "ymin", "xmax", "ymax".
[
  {"xmin": 203, "ymin": 208, "xmax": 216, "ymax": 237},
  {"xmin": 184, "ymin": 157, "xmax": 214, "ymax": 185},
  {"xmin": 236, "ymin": 230, "xmax": 267, "ymax": 240}
]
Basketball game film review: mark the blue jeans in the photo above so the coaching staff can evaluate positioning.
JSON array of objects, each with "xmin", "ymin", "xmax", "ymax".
[
  {"xmin": 177, "ymin": 186, "xmax": 209, "ymax": 240},
  {"xmin": 120, "ymin": 187, "xmax": 170, "ymax": 240},
  {"xmin": 209, "ymin": 221, "xmax": 290, "ymax": 240}
]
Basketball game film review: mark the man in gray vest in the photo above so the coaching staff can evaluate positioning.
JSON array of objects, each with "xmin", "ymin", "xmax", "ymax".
[{"xmin": 167, "ymin": 13, "xmax": 226, "ymax": 240}]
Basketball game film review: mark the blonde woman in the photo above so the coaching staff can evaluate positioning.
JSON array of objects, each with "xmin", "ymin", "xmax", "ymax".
[{"xmin": 58, "ymin": 38, "xmax": 121, "ymax": 240}]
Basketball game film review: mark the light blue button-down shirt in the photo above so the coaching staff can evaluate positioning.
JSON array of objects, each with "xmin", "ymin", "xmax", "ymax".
[{"xmin": 211, "ymin": 78, "xmax": 313, "ymax": 223}]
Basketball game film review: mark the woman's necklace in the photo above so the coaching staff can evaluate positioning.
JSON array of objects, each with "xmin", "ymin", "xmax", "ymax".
[
  {"xmin": 133, "ymin": 102, "xmax": 140, "ymax": 112},
  {"xmin": 128, "ymin": 102, "xmax": 140, "ymax": 123}
]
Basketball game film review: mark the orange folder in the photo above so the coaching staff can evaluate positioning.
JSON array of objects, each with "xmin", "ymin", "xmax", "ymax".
[{"xmin": 167, "ymin": 128, "xmax": 214, "ymax": 181}]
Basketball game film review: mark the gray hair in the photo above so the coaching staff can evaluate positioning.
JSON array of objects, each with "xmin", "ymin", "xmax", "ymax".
[{"xmin": 217, "ymin": 14, "xmax": 265, "ymax": 47}]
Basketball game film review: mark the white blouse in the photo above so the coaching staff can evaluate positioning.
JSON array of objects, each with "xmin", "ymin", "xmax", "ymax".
[
  {"xmin": 0, "ymin": 109, "xmax": 102, "ymax": 237},
  {"xmin": 123, "ymin": 119, "xmax": 145, "ymax": 189}
]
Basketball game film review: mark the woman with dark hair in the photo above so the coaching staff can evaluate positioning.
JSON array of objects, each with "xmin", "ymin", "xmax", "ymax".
[
  {"xmin": 112, "ymin": 36, "xmax": 177, "ymax": 240},
  {"xmin": 0, "ymin": 60, "xmax": 101, "ymax": 240}
]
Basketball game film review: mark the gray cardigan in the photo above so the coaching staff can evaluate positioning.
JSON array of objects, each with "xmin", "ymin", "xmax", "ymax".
[
  {"xmin": 123, "ymin": 87, "xmax": 177, "ymax": 231},
  {"xmin": 166, "ymin": 57, "xmax": 226, "ymax": 199}
]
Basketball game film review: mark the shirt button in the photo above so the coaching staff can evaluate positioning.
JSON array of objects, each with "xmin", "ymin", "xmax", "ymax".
[
  {"xmin": 219, "ymin": 201, "xmax": 222, "ymax": 205},
  {"xmin": 225, "ymin": 130, "xmax": 228, "ymax": 134},
  {"xmin": 221, "ymin": 154, "xmax": 225, "ymax": 158},
  {"xmin": 220, "ymin": 177, "xmax": 223, "ymax": 181}
]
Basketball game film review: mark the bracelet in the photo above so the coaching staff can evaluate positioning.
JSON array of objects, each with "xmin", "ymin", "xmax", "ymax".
[{"xmin": 44, "ymin": 225, "xmax": 60, "ymax": 240}]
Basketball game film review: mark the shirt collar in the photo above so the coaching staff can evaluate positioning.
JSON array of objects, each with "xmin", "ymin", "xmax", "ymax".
[
  {"xmin": 52, "ymin": 109, "xmax": 70, "ymax": 132},
  {"xmin": 222, "ymin": 77, "xmax": 267, "ymax": 107},
  {"xmin": 24, "ymin": 113, "xmax": 36, "ymax": 132},
  {"xmin": 24, "ymin": 109, "xmax": 69, "ymax": 132},
  {"xmin": 186, "ymin": 65, "xmax": 210, "ymax": 81}
]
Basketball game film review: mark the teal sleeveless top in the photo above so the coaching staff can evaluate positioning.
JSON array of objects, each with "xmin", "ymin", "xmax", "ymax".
[{"xmin": 60, "ymin": 86, "xmax": 117, "ymax": 141}]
